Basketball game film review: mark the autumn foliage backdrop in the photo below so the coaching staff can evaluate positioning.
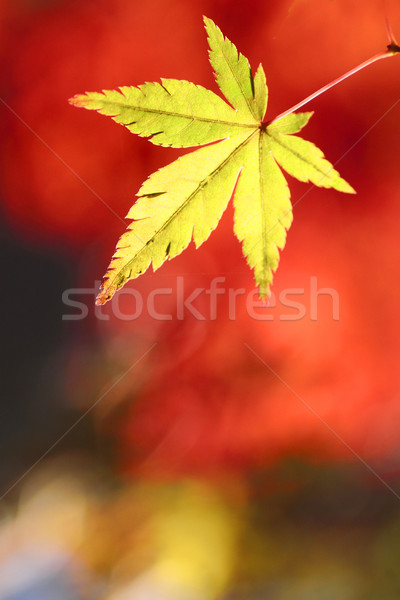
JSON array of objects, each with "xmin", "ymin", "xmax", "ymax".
[{"xmin": 1, "ymin": 0, "xmax": 400, "ymax": 597}]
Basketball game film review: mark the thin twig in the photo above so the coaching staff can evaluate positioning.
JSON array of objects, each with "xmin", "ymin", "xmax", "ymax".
[{"xmin": 269, "ymin": 46, "xmax": 399, "ymax": 125}]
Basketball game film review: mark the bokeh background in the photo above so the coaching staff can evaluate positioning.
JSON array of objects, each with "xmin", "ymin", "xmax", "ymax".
[{"xmin": 1, "ymin": 0, "xmax": 400, "ymax": 598}]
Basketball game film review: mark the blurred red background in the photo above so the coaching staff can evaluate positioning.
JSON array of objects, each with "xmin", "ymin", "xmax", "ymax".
[
  {"xmin": 2, "ymin": 0, "xmax": 400, "ymax": 475},
  {"xmin": 1, "ymin": 0, "xmax": 400, "ymax": 597}
]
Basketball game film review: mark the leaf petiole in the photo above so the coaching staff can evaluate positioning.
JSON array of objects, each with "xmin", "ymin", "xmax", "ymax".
[{"xmin": 269, "ymin": 44, "xmax": 400, "ymax": 125}]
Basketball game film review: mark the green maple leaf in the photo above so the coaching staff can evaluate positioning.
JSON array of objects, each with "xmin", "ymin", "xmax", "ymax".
[{"xmin": 70, "ymin": 16, "xmax": 354, "ymax": 305}]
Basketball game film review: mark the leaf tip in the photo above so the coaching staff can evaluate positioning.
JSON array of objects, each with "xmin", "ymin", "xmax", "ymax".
[
  {"xmin": 96, "ymin": 288, "xmax": 112, "ymax": 306},
  {"xmin": 257, "ymin": 285, "xmax": 271, "ymax": 302},
  {"xmin": 339, "ymin": 179, "xmax": 356, "ymax": 194},
  {"xmin": 69, "ymin": 94, "xmax": 87, "ymax": 108},
  {"xmin": 203, "ymin": 15, "xmax": 219, "ymax": 38}
]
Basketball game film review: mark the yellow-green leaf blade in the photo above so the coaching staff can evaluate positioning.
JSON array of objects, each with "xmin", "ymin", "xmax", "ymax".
[
  {"xmin": 233, "ymin": 133, "xmax": 292, "ymax": 297},
  {"xmin": 70, "ymin": 80, "xmax": 255, "ymax": 148},
  {"xmin": 204, "ymin": 17, "xmax": 266, "ymax": 121},
  {"xmin": 97, "ymin": 131, "xmax": 254, "ymax": 304},
  {"xmin": 69, "ymin": 15, "xmax": 358, "ymax": 306}
]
